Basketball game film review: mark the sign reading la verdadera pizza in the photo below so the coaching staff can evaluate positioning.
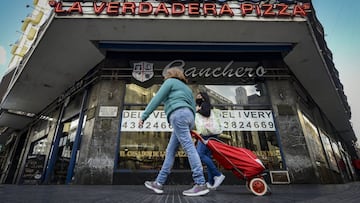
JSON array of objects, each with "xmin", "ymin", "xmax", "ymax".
[{"xmin": 49, "ymin": 0, "xmax": 310, "ymax": 18}]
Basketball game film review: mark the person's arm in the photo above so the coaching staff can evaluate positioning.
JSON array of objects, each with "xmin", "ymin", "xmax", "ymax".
[{"xmin": 141, "ymin": 79, "xmax": 172, "ymax": 121}]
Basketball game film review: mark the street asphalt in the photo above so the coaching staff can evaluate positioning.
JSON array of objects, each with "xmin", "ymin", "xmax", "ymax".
[{"xmin": 0, "ymin": 181, "xmax": 360, "ymax": 203}]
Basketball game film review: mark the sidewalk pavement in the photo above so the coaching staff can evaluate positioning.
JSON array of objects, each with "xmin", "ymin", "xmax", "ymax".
[{"xmin": 1, "ymin": 182, "xmax": 360, "ymax": 203}]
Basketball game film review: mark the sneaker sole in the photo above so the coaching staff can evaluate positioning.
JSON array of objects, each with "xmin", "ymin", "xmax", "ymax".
[
  {"xmin": 182, "ymin": 189, "xmax": 210, "ymax": 197},
  {"xmin": 144, "ymin": 183, "xmax": 164, "ymax": 194}
]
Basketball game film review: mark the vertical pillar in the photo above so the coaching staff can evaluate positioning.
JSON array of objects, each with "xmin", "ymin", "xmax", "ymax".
[
  {"xmin": 267, "ymin": 80, "xmax": 318, "ymax": 183},
  {"xmin": 73, "ymin": 80, "xmax": 125, "ymax": 184}
]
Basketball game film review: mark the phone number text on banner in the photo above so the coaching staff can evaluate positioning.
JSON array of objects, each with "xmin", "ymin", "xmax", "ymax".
[
  {"xmin": 220, "ymin": 110, "xmax": 275, "ymax": 131},
  {"xmin": 121, "ymin": 110, "xmax": 275, "ymax": 132},
  {"xmin": 121, "ymin": 110, "xmax": 172, "ymax": 132}
]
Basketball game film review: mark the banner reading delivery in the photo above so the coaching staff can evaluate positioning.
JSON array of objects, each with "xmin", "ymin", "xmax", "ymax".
[{"xmin": 121, "ymin": 110, "xmax": 275, "ymax": 132}]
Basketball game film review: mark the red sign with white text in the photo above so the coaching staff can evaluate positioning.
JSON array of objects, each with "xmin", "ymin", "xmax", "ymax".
[{"xmin": 49, "ymin": 1, "xmax": 311, "ymax": 18}]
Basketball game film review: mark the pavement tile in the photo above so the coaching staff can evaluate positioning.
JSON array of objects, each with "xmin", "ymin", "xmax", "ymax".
[{"xmin": 0, "ymin": 182, "xmax": 360, "ymax": 203}]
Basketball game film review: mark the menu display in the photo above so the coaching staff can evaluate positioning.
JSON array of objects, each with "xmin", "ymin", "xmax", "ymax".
[{"xmin": 22, "ymin": 155, "xmax": 46, "ymax": 184}]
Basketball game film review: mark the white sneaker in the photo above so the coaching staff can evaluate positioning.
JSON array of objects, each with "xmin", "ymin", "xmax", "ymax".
[
  {"xmin": 206, "ymin": 182, "xmax": 215, "ymax": 189},
  {"xmin": 213, "ymin": 174, "xmax": 225, "ymax": 189}
]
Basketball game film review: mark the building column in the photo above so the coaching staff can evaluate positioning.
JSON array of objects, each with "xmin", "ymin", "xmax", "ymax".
[
  {"xmin": 74, "ymin": 80, "xmax": 125, "ymax": 184},
  {"xmin": 267, "ymin": 80, "xmax": 318, "ymax": 183}
]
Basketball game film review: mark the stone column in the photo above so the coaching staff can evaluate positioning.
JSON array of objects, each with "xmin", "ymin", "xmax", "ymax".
[
  {"xmin": 74, "ymin": 80, "xmax": 125, "ymax": 184},
  {"xmin": 267, "ymin": 80, "xmax": 318, "ymax": 183}
]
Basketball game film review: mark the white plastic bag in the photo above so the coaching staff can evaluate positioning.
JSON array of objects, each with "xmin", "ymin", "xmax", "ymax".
[{"xmin": 195, "ymin": 109, "xmax": 222, "ymax": 135}]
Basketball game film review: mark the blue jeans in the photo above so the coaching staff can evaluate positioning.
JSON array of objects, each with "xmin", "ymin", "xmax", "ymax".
[
  {"xmin": 156, "ymin": 107, "xmax": 206, "ymax": 185},
  {"xmin": 196, "ymin": 135, "xmax": 221, "ymax": 185}
]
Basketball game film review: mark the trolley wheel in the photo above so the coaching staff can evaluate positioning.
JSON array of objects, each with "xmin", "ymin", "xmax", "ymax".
[{"xmin": 249, "ymin": 178, "xmax": 267, "ymax": 196}]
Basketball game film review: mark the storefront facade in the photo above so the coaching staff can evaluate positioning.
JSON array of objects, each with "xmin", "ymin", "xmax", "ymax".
[{"xmin": 0, "ymin": 0, "xmax": 358, "ymax": 185}]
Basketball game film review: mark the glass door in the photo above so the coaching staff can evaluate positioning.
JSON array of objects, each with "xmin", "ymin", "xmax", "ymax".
[{"xmin": 50, "ymin": 118, "xmax": 79, "ymax": 184}]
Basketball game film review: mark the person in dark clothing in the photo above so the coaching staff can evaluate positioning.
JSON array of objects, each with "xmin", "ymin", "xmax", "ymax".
[
  {"xmin": 195, "ymin": 92, "xmax": 225, "ymax": 189},
  {"xmin": 196, "ymin": 92, "xmax": 212, "ymax": 117}
]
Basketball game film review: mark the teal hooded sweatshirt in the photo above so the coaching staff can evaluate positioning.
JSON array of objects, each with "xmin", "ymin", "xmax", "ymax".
[{"xmin": 141, "ymin": 78, "xmax": 196, "ymax": 122}]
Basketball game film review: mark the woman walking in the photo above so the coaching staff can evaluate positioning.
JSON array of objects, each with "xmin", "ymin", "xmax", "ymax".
[
  {"xmin": 195, "ymin": 92, "xmax": 225, "ymax": 189},
  {"xmin": 139, "ymin": 67, "xmax": 209, "ymax": 196}
]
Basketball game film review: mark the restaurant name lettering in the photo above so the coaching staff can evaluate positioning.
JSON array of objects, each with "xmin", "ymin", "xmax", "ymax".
[
  {"xmin": 164, "ymin": 60, "xmax": 266, "ymax": 78},
  {"xmin": 49, "ymin": 1, "xmax": 310, "ymax": 18}
]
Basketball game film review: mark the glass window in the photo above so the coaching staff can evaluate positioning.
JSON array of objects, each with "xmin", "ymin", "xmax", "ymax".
[
  {"xmin": 31, "ymin": 138, "xmax": 49, "ymax": 155},
  {"xmin": 320, "ymin": 131, "xmax": 338, "ymax": 171},
  {"xmin": 124, "ymin": 84, "xmax": 161, "ymax": 106},
  {"xmin": 117, "ymin": 83, "xmax": 282, "ymax": 171},
  {"xmin": 217, "ymin": 131, "xmax": 282, "ymax": 170},
  {"xmin": 196, "ymin": 84, "xmax": 270, "ymax": 106},
  {"xmin": 300, "ymin": 114, "xmax": 328, "ymax": 167}
]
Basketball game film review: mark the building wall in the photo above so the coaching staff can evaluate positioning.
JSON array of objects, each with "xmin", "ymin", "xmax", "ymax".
[
  {"xmin": 3, "ymin": 63, "xmax": 355, "ymax": 185},
  {"xmin": 3, "ymin": 76, "xmax": 354, "ymax": 185}
]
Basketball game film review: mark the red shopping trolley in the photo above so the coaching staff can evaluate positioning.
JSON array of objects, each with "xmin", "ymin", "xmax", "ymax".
[{"xmin": 191, "ymin": 131, "xmax": 271, "ymax": 196}]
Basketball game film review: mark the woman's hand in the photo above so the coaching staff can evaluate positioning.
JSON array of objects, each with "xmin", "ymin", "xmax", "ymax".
[
  {"xmin": 138, "ymin": 119, "xmax": 144, "ymax": 128},
  {"xmin": 196, "ymin": 105, "xmax": 201, "ymax": 112}
]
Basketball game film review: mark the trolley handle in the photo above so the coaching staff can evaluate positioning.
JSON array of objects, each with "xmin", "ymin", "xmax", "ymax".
[{"xmin": 190, "ymin": 130, "xmax": 205, "ymax": 143}]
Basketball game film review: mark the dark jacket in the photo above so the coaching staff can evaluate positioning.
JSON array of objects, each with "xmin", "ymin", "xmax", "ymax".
[{"xmin": 197, "ymin": 92, "xmax": 212, "ymax": 117}]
